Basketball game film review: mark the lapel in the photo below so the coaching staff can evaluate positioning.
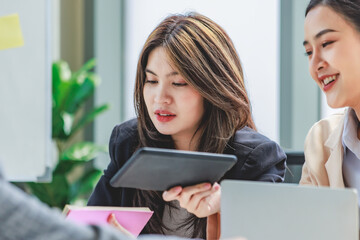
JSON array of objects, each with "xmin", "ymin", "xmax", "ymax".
[{"xmin": 324, "ymin": 110, "xmax": 346, "ymax": 188}]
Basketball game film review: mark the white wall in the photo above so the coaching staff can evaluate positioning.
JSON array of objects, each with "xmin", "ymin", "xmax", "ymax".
[
  {"xmin": 290, "ymin": 0, "xmax": 319, "ymax": 150},
  {"xmin": 0, "ymin": 0, "xmax": 52, "ymax": 181},
  {"xmin": 123, "ymin": 0, "xmax": 280, "ymax": 142}
]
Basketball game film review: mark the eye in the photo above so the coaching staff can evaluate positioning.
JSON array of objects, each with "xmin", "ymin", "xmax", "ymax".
[
  {"xmin": 322, "ymin": 41, "xmax": 334, "ymax": 48},
  {"xmin": 173, "ymin": 82, "xmax": 188, "ymax": 87},
  {"xmin": 145, "ymin": 80, "xmax": 157, "ymax": 84},
  {"xmin": 304, "ymin": 50, "xmax": 313, "ymax": 57}
]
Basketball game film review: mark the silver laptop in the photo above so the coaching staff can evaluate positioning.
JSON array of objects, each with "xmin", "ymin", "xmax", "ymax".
[{"xmin": 221, "ymin": 180, "xmax": 359, "ymax": 240}]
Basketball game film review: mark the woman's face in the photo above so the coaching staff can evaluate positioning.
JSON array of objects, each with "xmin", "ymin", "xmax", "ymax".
[
  {"xmin": 304, "ymin": 6, "xmax": 360, "ymax": 110},
  {"xmin": 143, "ymin": 47, "xmax": 204, "ymax": 146}
]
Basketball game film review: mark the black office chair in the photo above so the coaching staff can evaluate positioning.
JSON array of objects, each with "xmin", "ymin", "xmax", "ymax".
[{"xmin": 284, "ymin": 151, "xmax": 305, "ymax": 184}]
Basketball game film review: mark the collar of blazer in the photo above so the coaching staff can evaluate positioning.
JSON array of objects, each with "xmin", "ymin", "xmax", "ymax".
[{"xmin": 324, "ymin": 108, "xmax": 347, "ymax": 188}]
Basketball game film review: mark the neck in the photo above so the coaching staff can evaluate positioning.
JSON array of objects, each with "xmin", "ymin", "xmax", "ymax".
[
  {"xmin": 172, "ymin": 131, "xmax": 202, "ymax": 151},
  {"xmin": 174, "ymin": 141, "xmax": 195, "ymax": 151},
  {"xmin": 173, "ymin": 137, "xmax": 197, "ymax": 151}
]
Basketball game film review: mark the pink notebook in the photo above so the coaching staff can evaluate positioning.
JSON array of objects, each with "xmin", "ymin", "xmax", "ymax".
[{"xmin": 63, "ymin": 205, "xmax": 153, "ymax": 237}]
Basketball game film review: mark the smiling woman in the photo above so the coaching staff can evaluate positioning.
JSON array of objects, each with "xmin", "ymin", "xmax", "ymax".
[
  {"xmin": 303, "ymin": 1, "xmax": 360, "ymax": 109},
  {"xmin": 88, "ymin": 12, "xmax": 286, "ymax": 239},
  {"xmin": 300, "ymin": 0, "xmax": 360, "ymax": 212}
]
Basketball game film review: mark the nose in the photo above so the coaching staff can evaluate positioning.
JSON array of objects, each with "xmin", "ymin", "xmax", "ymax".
[
  {"xmin": 154, "ymin": 84, "xmax": 171, "ymax": 104},
  {"xmin": 310, "ymin": 50, "xmax": 327, "ymax": 74}
]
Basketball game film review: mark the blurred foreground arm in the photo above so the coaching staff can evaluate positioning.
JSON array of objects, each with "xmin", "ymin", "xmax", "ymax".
[{"xmin": 0, "ymin": 167, "xmax": 131, "ymax": 240}]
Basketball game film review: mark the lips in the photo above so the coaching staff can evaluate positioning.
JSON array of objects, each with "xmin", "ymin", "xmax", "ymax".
[{"xmin": 154, "ymin": 110, "xmax": 176, "ymax": 122}]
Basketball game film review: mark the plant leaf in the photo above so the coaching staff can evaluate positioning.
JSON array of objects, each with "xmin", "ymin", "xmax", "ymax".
[
  {"xmin": 64, "ymin": 73, "xmax": 101, "ymax": 114},
  {"xmin": 62, "ymin": 58, "xmax": 98, "ymax": 114},
  {"xmin": 72, "ymin": 58, "xmax": 96, "ymax": 79},
  {"xmin": 62, "ymin": 112, "xmax": 74, "ymax": 136},
  {"xmin": 69, "ymin": 168, "xmax": 102, "ymax": 202},
  {"xmin": 53, "ymin": 160, "xmax": 81, "ymax": 175},
  {"xmin": 26, "ymin": 58, "xmax": 109, "ymax": 209},
  {"xmin": 69, "ymin": 103, "xmax": 110, "ymax": 137},
  {"xmin": 60, "ymin": 142, "xmax": 107, "ymax": 162},
  {"xmin": 27, "ymin": 175, "xmax": 69, "ymax": 208},
  {"xmin": 52, "ymin": 61, "xmax": 73, "ymax": 139},
  {"xmin": 52, "ymin": 109, "xmax": 65, "ymax": 139},
  {"xmin": 52, "ymin": 61, "xmax": 72, "ymax": 108},
  {"xmin": 53, "ymin": 61, "xmax": 74, "ymax": 112}
]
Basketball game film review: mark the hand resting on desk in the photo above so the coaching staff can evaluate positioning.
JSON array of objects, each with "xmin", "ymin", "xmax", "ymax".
[{"xmin": 162, "ymin": 182, "xmax": 221, "ymax": 218}]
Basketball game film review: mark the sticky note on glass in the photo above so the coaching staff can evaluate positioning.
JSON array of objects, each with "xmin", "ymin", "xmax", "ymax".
[{"xmin": 0, "ymin": 13, "xmax": 24, "ymax": 50}]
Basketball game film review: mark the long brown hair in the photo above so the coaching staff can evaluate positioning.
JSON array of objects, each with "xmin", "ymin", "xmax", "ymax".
[{"xmin": 133, "ymin": 12, "xmax": 256, "ymax": 238}]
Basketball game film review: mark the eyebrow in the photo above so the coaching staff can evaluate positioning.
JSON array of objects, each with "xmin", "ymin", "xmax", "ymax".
[
  {"xmin": 145, "ymin": 68, "xmax": 179, "ymax": 77},
  {"xmin": 303, "ymin": 29, "xmax": 337, "ymax": 46}
]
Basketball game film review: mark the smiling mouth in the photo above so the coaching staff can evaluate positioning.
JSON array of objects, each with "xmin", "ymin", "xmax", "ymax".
[{"xmin": 322, "ymin": 74, "xmax": 338, "ymax": 87}]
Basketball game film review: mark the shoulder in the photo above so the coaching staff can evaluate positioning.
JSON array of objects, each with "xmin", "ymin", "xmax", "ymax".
[
  {"xmin": 224, "ymin": 126, "xmax": 286, "ymax": 181},
  {"xmin": 110, "ymin": 118, "xmax": 138, "ymax": 145},
  {"xmin": 301, "ymin": 111, "xmax": 345, "ymax": 184},
  {"xmin": 231, "ymin": 126, "xmax": 279, "ymax": 152},
  {"xmin": 305, "ymin": 111, "xmax": 345, "ymax": 144},
  {"xmin": 231, "ymin": 126, "xmax": 285, "ymax": 161},
  {"xmin": 109, "ymin": 118, "xmax": 139, "ymax": 160},
  {"xmin": 106, "ymin": 118, "xmax": 139, "ymax": 174},
  {"xmin": 112, "ymin": 118, "xmax": 138, "ymax": 136}
]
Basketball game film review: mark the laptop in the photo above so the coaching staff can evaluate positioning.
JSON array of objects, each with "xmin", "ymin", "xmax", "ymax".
[{"xmin": 221, "ymin": 180, "xmax": 359, "ymax": 240}]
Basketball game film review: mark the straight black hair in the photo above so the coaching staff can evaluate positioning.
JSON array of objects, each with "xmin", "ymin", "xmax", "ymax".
[{"xmin": 305, "ymin": 0, "xmax": 360, "ymax": 33}]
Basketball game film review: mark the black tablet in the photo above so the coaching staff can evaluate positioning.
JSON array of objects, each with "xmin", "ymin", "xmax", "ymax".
[{"xmin": 110, "ymin": 147, "xmax": 238, "ymax": 191}]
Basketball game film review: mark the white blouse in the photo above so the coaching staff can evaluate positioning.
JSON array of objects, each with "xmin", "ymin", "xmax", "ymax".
[{"xmin": 342, "ymin": 108, "xmax": 360, "ymax": 207}]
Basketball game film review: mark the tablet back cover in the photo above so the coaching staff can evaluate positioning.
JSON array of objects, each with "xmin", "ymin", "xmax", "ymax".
[{"xmin": 110, "ymin": 148, "xmax": 237, "ymax": 191}]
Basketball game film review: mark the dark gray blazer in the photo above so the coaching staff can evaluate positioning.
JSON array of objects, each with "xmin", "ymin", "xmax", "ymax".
[{"xmin": 88, "ymin": 119, "xmax": 287, "ymax": 208}]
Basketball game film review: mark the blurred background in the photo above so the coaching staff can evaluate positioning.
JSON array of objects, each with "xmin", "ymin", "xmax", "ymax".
[{"xmin": 0, "ymin": 0, "xmax": 344, "ymax": 207}]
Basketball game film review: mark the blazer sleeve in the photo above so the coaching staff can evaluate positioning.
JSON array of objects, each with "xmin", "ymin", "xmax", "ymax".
[
  {"xmin": 299, "ymin": 118, "xmax": 333, "ymax": 186},
  {"xmin": 88, "ymin": 123, "xmax": 136, "ymax": 207},
  {"xmin": 225, "ymin": 140, "xmax": 286, "ymax": 183},
  {"xmin": 246, "ymin": 141, "xmax": 287, "ymax": 182},
  {"xmin": 299, "ymin": 120, "xmax": 324, "ymax": 186},
  {"xmin": 299, "ymin": 161, "xmax": 314, "ymax": 185}
]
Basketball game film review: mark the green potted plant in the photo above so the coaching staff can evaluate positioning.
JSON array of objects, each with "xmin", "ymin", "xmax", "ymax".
[{"xmin": 27, "ymin": 58, "xmax": 109, "ymax": 209}]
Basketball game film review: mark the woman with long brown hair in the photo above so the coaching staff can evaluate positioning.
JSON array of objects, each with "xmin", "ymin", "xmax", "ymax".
[{"xmin": 88, "ymin": 12, "xmax": 286, "ymax": 239}]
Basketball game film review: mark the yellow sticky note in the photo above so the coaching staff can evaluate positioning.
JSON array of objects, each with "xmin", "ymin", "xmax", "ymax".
[{"xmin": 0, "ymin": 13, "xmax": 24, "ymax": 50}]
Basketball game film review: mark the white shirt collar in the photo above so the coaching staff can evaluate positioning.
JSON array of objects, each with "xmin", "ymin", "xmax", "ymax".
[{"xmin": 342, "ymin": 108, "xmax": 360, "ymax": 159}]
